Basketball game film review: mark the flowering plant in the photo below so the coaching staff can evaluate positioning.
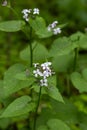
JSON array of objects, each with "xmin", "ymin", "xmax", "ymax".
[{"xmin": 1, "ymin": 1, "xmax": 87, "ymax": 130}]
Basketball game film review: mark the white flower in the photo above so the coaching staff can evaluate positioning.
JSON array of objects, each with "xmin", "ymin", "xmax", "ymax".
[
  {"xmin": 33, "ymin": 63, "xmax": 39, "ymax": 68},
  {"xmin": 22, "ymin": 9, "xmax": 30, "ymax": 21},
  {"xmin": 51, "ymin": 21, "xmax": 58, "ymax": 28},
  {"xmin": 47, "ymin": 21, "xmax": 61, "ymax": 35},
  {"xmin": 2, "ymin": 0, "xmax": 7, "ymax": 6},
  {"xmin": 33, "ymin": 62, "xmax": 54, "ymax": 87},
  {"xmin": 33, "ymin": 8, "xmax": 39, "ymax": 14},
  {"xmin": 47, "ymin": 25, "xmax": 52, "ymax": 31},
  {"xmin": 41, "ymin": 62, "xmax": 52, "ymax": 70},
  {"xmin": 22, "ymin": 8, "xmax": 40, "ymax": 22},
  {"xmin": 40, "ymin": 79, "xmax": 48, "ymax": 87},
  {"xmin": 33, "ymin": 69, "xmax": 43, "ymax": 77},
  {"xmin": 22, "ymin": 9, "xmax": 30, "ymax": 14},
  {"xmin": 53, "ymin": 27, "xmax": 61, "ymax": 35}
]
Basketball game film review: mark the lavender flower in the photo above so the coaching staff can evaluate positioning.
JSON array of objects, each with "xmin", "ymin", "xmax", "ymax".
[
  {"xmin": 47, "ymin": 21, "xmax": 61, "ymax": 35},
  {"xmin": 33, "ymin": 62, "xmax": 54, "ymax": 87}
]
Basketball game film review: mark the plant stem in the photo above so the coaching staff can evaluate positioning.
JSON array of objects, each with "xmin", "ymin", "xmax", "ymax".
[
  {"xmin": 33, "ymin": 86, "xmax": 42, "ymax": 130},
  {"xmin": 29, "ymin": 27, "xmax": 33, "ymax": 67},
  {"xmin": 73, "ymin": 48, "xmax": 78, "ymax": 71}
]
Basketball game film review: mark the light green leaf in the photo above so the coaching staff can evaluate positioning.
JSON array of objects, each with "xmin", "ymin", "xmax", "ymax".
[
  {"xmin": 46, "ymin": 76, "xmax": 64, "ymax": 102},
  {"xmin": 70, "ymin": 72, "xmax": 87, "ymax": 93},
  {"xmin": 69, "ymin": 32, "xmax": 87, "ymax": 49},
  {"xmin": 82, "ymin": 68, "xmax": 87, "ymax": 81},
  {"xmin": 0, "ymin": 20, "xmax": 25, "ymax": 32},
  {"xmin": 15, "ymin": 71, "xmax": 35, "ymax": 82},
  {"xmin": 49, "ymin": 37, "xmax": 78, "ymax": 57},
  {"xmin": 47, "ymin": 119, "xmax": 71, "ymax": 130},
  {"xmin": 29, "ymin": 17, "xmax": 52, "ymax": 38},
  {"xmin": 69, "ymin": 31, "xmax": 84, "ymax": 42},
  {"xmin": 46, "ymin": 86, "xmax": 64, "ymax": 103},
  {"xmin": 0, "ymin": 95, "xmax": 35, "ymax": 118},
  {"xmin": 20, "ymin": 41, "xmax": 49, "ymax": 63},
  {"xmin": 3, "ymin": 64, "xmax": 34, "ymax": 97},
  {"xmin": 52, "ymin": 53, "xmax": 74, "ymax": 72},
  {"xmin": 79, "ymin": 35, "xmax": 87, "ymax": 49}
]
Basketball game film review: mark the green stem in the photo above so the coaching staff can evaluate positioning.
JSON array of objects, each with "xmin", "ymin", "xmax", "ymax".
[
  {"xmin": 73, "ymin": 48, "xmax": 78, "ymax": 71},
  {"xmin": 33, "ymin": 86, "xmax": 42, "ymax": 130}
]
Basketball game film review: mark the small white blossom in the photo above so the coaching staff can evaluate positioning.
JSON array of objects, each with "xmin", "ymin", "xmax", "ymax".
[
  {"xmin": 47, "ymin": 21, "xmax": 61, "ymax": 35},
  {"xmin": 33, "ymin": 8, "xmax": 39, "ymax": 14},
  {"xmin": 41, "ymin": 62, "xmax": 52, "ymax": 70},
  {"xmin": 33, "ymin": 63, "xmax": 39, "ymax": 68},
  {"xmin": 53, "ymin": 27, "xmax": 61, "ymax": 35},
  {"xmin": 33, "ymin": 69, "xmax": 43, "ymax": 77},
  {"xmin": 47, "ymin": 26, "xmax": 52, "ymax": 31},
  {"xmin": 22, "ymin": 9, "xmax": 30, "ymax": 21},
  {"xmin": 40, "ymin": 79, "xmax": 48, "ymax": 87},
  {"xmin": 22, "ymin": 8, "xmax": 40, "ymax": 22},
  {"xmin": 2, "ymin": 0, "xmax": 7, "ymax": 6},
  {"xmin": 51, "ymin": 21, "xmax": 58, "ymax": 28},
  {"xmin": 33, "ymin": 62, "xmax": 54, "ymax": 87}
]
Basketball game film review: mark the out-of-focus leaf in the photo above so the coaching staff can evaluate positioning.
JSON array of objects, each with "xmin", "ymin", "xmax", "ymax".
[{"xmin": 0, "ymin": 20, "xmax": 25, "ymax": 32}]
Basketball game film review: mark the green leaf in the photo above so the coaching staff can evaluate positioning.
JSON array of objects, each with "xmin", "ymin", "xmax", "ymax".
[
  {"xmin": 46, "ymin": 76, "xmax": 64, "ymax": 102},
  {"xmin": 37, "ymin": 125, "xmax": 48, "ymax": 130},
  {"xmin": 37, "ymin": 99, "xmax": 79, "ymax": 127},
  {"xmin": 29, "ymin": 17, "xmax": 52, "ymax": 38},
  {"xmin": 79, "ymin": 35, "xmax": 87, "ymax": 49},
  {"xmin": 15, "ymin": 70, "xmax": 35, "ymax": 82},
  {"xmin": 0, "ymin": 20, "xmax": 25, "ymax": 32},
  {"xmin": 52, "ymin": 53, "xmax": 74, "ymax": 72},
  {"xmin": 47, "ymin": 119, "xmax": 71, "ymax": 130},
  {"xmin": 69, "ymin": 32, "xmax": 87, "ymax": 49},
  {"xmin": 49, "ymin": 37, "xmax": 78, "ymax": 57},
  {"xmin": 20, "ymin": 42, "xmax": 49, "ymax": 63},
  {"xmin": 0, "ymin": 95, "xmax": 35, "ymax": 118},
  {"xmin": 69, "ymin": 31, "xmax": 84, "ymax": 42},
  {"xmin": 82, "ymin": 68, "xmax": 87, "ymax": 81},
  {"xmin": 32, "ymin": 76, "xmax": 64, "ymax": 103},
  {"xmin": 0, "ymin": 80, "xmax": 4, "ymax": 100},
  {"xmin": 46, "ymin": 86, "xmax": 64, "ymax": 103},
  {"xmin": 70, "ymin": 72, "xmax": 87, "ymax": 93},
  {"xmin": 3, "ymin": 64, "xmax": 34, "ymax": 97}
]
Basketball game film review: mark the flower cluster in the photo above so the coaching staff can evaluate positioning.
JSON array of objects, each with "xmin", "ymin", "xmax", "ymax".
[
  {"xmin": 47, "ymin": 21, "xmax": 61, "ymax": 35},
  {"xmin": 22, "ymin": 8, "xmax": 39, "ymax": 22},
  {"xmin": 2, "ymin": 0, "xmax": 7, "ymax": 6},
  {"xmin": 33, "ymin": 62, "xmax": 54, "ymax": 87}
]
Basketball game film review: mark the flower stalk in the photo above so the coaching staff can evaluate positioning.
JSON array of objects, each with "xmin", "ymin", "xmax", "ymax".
[{"xmin": 33, "ymin": 86, "xmax": 42, "ymax": 130}]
